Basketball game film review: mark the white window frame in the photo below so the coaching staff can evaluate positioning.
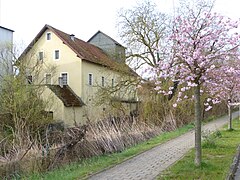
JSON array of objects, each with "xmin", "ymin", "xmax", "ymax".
[
  {"xmin": 54, "ymin": 50, "xmax": 60, "ymax": 60},
  {"xmin": 46, "ymin": 32, "xmax": 51, "ymax": 40},
  {"xmin": 88, "ymin": 73, "xmax": 93, "ymax": 86},
  {"xmin": 45, "ymin": 73, "xmax": 52, "ymax": 85},
  {"xmin": 60, "ymin": 72, "xmax": 68, "ymax": 85}
]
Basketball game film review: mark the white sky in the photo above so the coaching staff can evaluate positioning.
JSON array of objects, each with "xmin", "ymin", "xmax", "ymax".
[{"xmin": 0, "ymin": 0, "xmax": 239, "ymax": 52}]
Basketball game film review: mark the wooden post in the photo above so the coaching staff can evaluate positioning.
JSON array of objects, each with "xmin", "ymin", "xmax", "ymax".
[{"xmin": 228, "ymin": 105, "xmax": 233, "ymax": 130}]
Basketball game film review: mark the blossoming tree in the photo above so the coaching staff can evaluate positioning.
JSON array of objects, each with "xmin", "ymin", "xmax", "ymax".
[
  {"xmin": 206, "ymin": 62, "xmax": 240, "ymax": 130},
  {"xmin": 153, "ymin": 8, "xmax": 240, "ymax": 166}
]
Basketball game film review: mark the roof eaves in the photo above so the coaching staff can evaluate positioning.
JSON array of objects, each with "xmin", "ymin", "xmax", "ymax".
[
  {"xmin": 0, "ymin": 26, "xmax": 14, "ymax": 32},
  {"xmin": 87, "ymin": 30, "xmax": 125, "ymax": 48},
  {"xmin": 19, "ymin": 24, "xmax": 49, "ymax": 59},
  {"xmin": 47, "ymin": 25, "xmax": 85, "ymax": 60}
]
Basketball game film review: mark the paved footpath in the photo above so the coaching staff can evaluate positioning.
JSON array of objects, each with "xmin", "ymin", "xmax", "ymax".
[{"xmin": 88, "ymin": 112, "xmax": 239, "ymax": 180}]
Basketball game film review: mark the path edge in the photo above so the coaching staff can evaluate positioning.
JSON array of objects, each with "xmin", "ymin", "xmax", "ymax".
[{"xmin": 226, "ymin": 145, "xmax": 240, "ymax": 180}]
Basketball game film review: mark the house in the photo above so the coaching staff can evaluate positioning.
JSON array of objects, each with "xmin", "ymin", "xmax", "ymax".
[
  {"xmin": 0, "ymin": 26, "xmax": 14, "ymax": 81},
  {"xmin": 88, "ymin": 31, "xmax": 126, "ymax": 63},
  {"xmin": 20, "ymin": 25, "xmax": 139, "ymax": 126}
]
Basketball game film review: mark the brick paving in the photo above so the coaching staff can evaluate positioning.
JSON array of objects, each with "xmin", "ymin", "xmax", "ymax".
[{"xmin": 89, "ymin": 112, "xmax": 239, "ymax": 180}]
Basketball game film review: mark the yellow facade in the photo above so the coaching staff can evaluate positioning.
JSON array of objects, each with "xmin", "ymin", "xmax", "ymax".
[{"xmin": 22, "ymin": 26, "xmax": 138, "ymax": 126}]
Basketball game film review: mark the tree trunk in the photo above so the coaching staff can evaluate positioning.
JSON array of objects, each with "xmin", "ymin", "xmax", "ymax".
[
  {"xmin": 194, "ymin": 84, "xmax": 202, "ymax": 167},
  {"xmin": 239, "ymin": 105, "xmax": 240, "ymax": 121},
  {"xmin": 228, "ymin": 105, "xmax": 233, "ymax": 130}
]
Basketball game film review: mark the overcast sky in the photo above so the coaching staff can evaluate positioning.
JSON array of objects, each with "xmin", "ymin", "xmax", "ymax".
[{"xmin": 0, "ymin": 0, "xmax": 239, "ymax": 51}]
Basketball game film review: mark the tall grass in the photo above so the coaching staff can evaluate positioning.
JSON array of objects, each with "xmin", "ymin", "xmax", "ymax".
[{"xmin": 0, "ymin": 116, "xmax": 161, "ymax": 178}]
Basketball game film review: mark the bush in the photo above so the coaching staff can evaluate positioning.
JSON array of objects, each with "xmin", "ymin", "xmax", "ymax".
[{"xmin": 202, "ymin": 130, "xmax": 222, "ymax": 148}]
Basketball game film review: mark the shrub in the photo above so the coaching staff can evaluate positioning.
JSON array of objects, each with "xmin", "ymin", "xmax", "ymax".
[{"xmin": 202, "ymin": 130, "xmax": 222, "ymax": 148}]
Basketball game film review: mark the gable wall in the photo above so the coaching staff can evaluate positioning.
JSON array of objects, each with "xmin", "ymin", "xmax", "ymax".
[
  {"xmin": 89, "ymin": 33, "xmax": 116, "ymax": 54},
  {"xmin": 89, "ymin": 33, "xmax": 125, "ymax": 63},
  {"xmin": 81, "ymin": 60, "xmax": 137, "ymax": 120},
  {"xmin": 24, "ymin": 29, "xmax": 83, "ymax": 97}
]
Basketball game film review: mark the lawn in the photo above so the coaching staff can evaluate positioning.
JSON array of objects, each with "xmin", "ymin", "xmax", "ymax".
[{"xmin": 158, "ymin": 119, "xmax": 240, "ymax": 180}]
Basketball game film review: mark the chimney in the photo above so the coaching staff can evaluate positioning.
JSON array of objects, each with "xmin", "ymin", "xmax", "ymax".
[
  {"xmin": 58, "ymin": 77, "xmax": 63, "ymax": 88},
  {"xmin": 70, "ymin": 34, "xmax": 75, "ymax": 41}
]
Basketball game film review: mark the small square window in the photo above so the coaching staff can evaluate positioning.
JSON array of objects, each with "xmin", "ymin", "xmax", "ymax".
[
  {"xmin": 88, "ymin": 74, "xmax": 93, "ymax": 85},
  {"xmin": 47, "ymin": 33, "xmax": 51, "ymax": 40},
  {"xmin": 39, "ymin": 51, "xmax": 43, "ymax": 60},
  {"xmin": 55, "ymin": 50, "xmax": 59, "ymax": 60}
]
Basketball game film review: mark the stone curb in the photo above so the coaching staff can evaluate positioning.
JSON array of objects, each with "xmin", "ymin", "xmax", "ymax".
[{"xmin": 226, "ymin": 145, "xmax": 240, "ymax": 180}]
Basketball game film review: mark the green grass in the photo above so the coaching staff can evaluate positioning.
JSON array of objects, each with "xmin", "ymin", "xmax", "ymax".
[
  {"xmin": 158, "ymin": 119, "xmax": 240, "ymax": 180},
  {"xmin": 25, "ymin": 123, "xmax": 195, "ymax": 180}
]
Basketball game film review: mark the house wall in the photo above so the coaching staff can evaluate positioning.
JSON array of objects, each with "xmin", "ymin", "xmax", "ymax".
[
  {"xmin": 26, "ymin": 29, "xmax": 83, "ymax": 97},
  {"xmin": 0, "ymin": 27, "xmax": 13, "ymax": 80},
  {"xmin": 88, "ymin": 33, "xmax": 125, "ymax": 63},
  {"xmin": 42, "ymin": 87, "xmax": 64, "ymax": 122},
  {"xmin": 42, "ymin": 87, "xmax": 87, "ymax": 126},
  {"xmin": 89, "ymin": 33, "xmax": 115, "ymax": 54},
  {"xmin": 23, "ymin": 28, "xmax": 138, "ymax": 126},
  {"xmin": 23, "ymin": 29, "xmax": 86, "ymax": 126},
  {"xmin": 0, "ymin": 27, "xmax": 13, "ymax": 43},
  {"xmin": 81, "ymin": 60, "xmax": 138, "ymax": 120}
]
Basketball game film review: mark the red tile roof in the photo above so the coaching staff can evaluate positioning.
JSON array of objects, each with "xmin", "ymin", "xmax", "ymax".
[
  {"xmin": 21, "ymin": 24, "xmax": 137, "ymax": 76},
  {"xmin": 47, "ymin": 85, "xmax": 85, "ymax": 107}
]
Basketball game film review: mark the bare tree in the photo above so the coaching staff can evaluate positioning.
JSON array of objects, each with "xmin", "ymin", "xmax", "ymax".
[
  {"xmin": 0, "ymin": 45, "xmax": 56, "ymax": 147},
  {"xmin": 117, "ymin": 0, "xmax": 169, "ymax": 70}
]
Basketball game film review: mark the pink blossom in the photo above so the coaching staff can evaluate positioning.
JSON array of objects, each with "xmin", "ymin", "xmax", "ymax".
[
  {"xmin": 151, "ymin": 9, "xmax": 240, "ymax": 110},
  {"xmin": 205, "ymin": 106, "xmax": 212, "ymax": 111}
]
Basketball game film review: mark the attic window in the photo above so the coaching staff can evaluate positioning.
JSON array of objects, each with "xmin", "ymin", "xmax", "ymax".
[{"xmin": 47, "ymin": 33, "xmax": 51, "ymax": 40}]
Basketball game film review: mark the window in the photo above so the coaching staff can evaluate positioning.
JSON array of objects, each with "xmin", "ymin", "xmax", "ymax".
[
  {"xmin": 47, "ymin": 33, "xmax": 51, "ymax": 40},
  {"xmin": 61, "ymin": 73, "xmax": 68, "ymax": 85},
  {"xmin": 88, "ymin": 73, "xmax": 93, "ymax": 85},
  {"xmin": 112, "ymin": 79, "xmax": 114, "ymax": 88},
  {"xmin": 55, "ymin": 50, "xmax": 60, "ymax": 60},
  {"xmin": 38, "ymin": 51, "xmax": 43, "ymax": 61},
  {"xmin": 27, "ymin": 75, "xmax": 33, "ymax": 84},
  {"xmin": 118, "ymin": 51, "xmax": 122, "ymax": 59},
  {"xmin": 45, "ymin": 73, "xmax": 52, "ymax": 84},
  {"xmin": 101, "ymin": 76, "xmax": 105, "ymax": 87}
]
